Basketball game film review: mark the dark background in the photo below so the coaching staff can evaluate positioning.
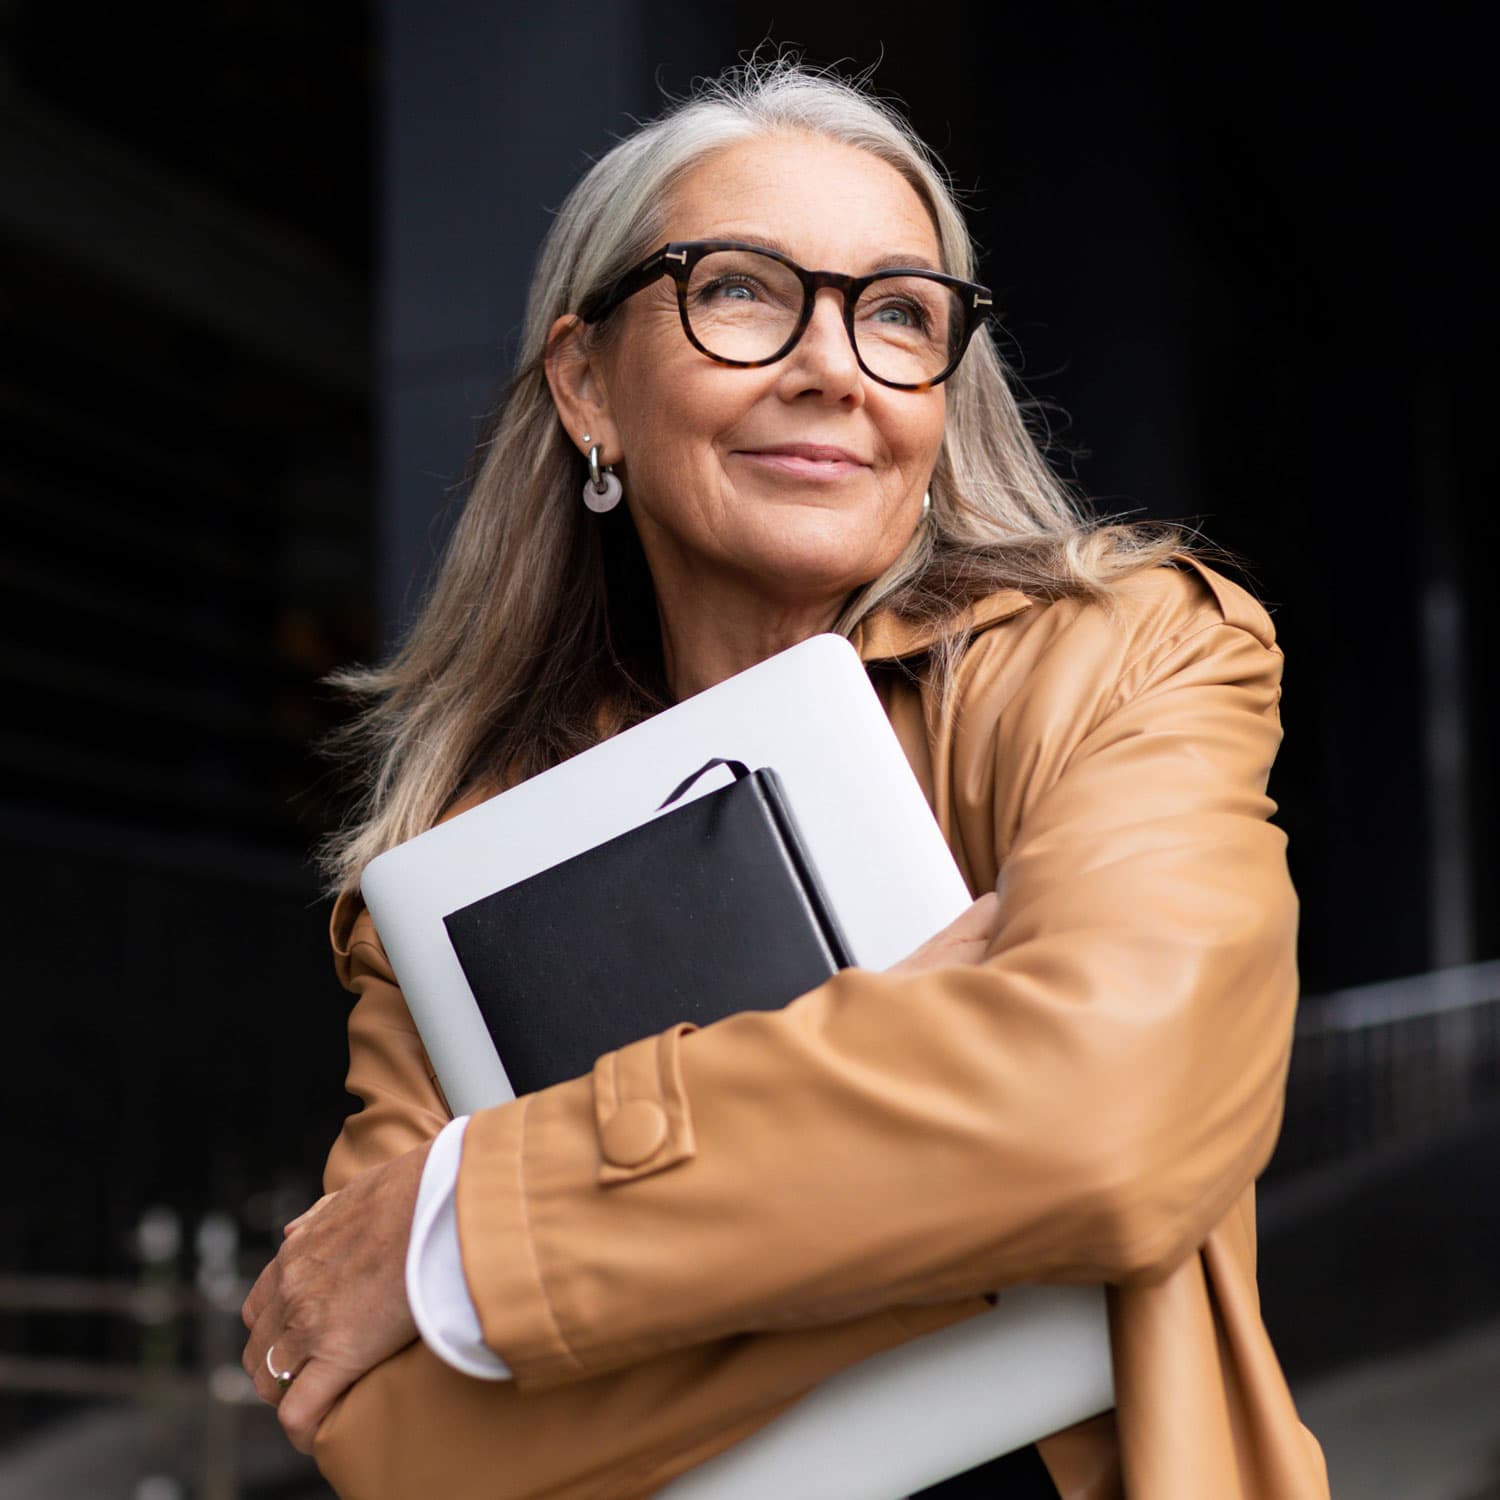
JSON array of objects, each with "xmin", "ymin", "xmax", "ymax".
[{"xmin": 1, "ymin": 2, "xmax": 1494, "ymax": 1494}]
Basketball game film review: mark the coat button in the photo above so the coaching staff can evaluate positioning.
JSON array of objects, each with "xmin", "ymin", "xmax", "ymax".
[{"xmin": 599, "ymin": 1099, "xmax": 669, "ymax": 1167}]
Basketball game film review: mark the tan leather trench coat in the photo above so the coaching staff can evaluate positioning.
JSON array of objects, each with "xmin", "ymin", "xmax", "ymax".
[{"xmin": 313, "ymin": 556, "xmax": 1330, "ymax": 1500}]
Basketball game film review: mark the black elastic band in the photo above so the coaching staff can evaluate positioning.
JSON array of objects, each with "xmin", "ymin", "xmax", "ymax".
[{"xmin": 658, "ymin": 758, "xmax": 750, "ymax": 810}]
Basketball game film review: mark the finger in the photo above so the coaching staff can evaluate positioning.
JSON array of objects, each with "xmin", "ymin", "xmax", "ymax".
[
  {"xmin": 928, "ymin": 939, "xmax": 991, "ymax": 971},
  {"xmin": 888, "ymin": 919, "xmax": 999, "ymax": 976},
  {"xmin": 245, "ymin": 1324, "xmax": 302, "ymax": 1407},
  {"xmin": 905, "ymin": 895, "xmax": 1000, "ymax": 961},
  {"xmin": 885, "ymin": 947, "xmax": 929, "ymax": 976},
  {"xmin": 284, "ymin": 1194, "xmax": 334, "ymax": 1237},
  {"xmin": 240, "ymin": 1261, "xmax": 289, "ymax": 1397},
  {"xmin": 277, "ymin": 1356, "xmax": 353, "ymax": 1455},
  {"xmin": 240, "ymin": 1252, "xmax": 281, "ymax": 1331},
  {"xmin": 240, "ymin": 1274, "xmax": 287, "ymax": 1394},
  {"xmin": 949, "ymin": 890, "xmax": 1001, "ymax": 937},
  {"xmin": 945, "ymin": 935, "xmax": 993, "ymax": 964}
]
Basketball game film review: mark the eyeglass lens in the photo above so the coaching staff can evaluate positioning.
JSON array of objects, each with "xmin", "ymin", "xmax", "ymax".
[{"xmin": 684, "ymin": 249, "xmax": 964, "ymax": 385}]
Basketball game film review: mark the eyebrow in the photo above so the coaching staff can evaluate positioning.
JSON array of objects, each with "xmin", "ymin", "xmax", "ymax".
[{"xmin": 694, "ymin": 231, "xmax": 942, "ymax": 275}]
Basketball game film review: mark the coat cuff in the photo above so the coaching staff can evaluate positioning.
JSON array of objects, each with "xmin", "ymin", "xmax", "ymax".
[
  {"xmin": 455, "ymin": 1086, "xmax": 590, "ymax": 1386},
  {"xmin": 407, "ymin": 1115, "xmax": 513, "ymax": 1380}
]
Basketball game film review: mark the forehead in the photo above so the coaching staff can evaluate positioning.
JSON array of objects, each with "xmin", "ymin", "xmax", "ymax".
[{"xmin": 663, "ymin": 132, "xmax": 943, "ymax": 273}]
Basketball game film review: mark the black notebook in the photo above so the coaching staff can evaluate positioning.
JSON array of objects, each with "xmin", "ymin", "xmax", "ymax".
[{"xmin": 442, "ymin": 760, "xmax": 854, "ymax": 1095}]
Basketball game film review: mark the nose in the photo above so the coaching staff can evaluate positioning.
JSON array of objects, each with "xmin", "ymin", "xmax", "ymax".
[{"xmin": 777, "ymin": 286, "xmax": 863, "ymax": 404}]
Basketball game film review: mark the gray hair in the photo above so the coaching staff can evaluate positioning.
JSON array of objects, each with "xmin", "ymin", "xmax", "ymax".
[{"xmin": 321, "ymin": 59, "xmax": 1183, "ymax": 894}]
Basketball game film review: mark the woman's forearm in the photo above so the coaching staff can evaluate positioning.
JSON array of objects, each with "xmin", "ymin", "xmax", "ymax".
[{"xmin": 454, "ymin": 616, "xmax": 1296, "ymax": 1387}]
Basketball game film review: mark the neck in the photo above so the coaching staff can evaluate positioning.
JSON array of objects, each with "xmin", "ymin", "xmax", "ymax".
[{"xmin": 654, "ymin": 574, "xmax": 847, "ymax": 700}]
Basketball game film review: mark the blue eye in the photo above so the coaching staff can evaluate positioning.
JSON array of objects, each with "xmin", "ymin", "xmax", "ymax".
[
  {"xmin": 699, "ymin": 276, "xmax": 760, "ymax": 303},
  {"xmin": 862, "ymin": 296, "xmax": 931, "ymax": 334}
]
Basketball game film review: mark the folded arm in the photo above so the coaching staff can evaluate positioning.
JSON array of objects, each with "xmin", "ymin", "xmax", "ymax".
[
  {"xmin": 455, "ymin": 613, "xmax": 1298, "ymax": 1387},
  {"xmin": 311, "ymin": 913, "xmax": 987, "ymax": 1498}
]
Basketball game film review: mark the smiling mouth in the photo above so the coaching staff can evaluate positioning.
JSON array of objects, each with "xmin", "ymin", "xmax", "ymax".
[{"xmin": 732, "ymin": 444, "xmax": 870, "ymax": 479}]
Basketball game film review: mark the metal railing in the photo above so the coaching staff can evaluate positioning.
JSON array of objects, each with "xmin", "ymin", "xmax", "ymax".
[
  {"xmin": 2, "ymin": 961, "xmax": 1497, "ymax": 1494},
  {"xmin": 1270, "ymin": 959, "xmax": 1500, "ymax": 1181},
  {"xmin": 0, "ymin": 1205, "xmax": 323, "ymax": 1499}
]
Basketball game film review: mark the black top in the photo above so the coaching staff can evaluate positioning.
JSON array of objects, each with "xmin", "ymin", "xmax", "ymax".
[{"xmin": 909, "ymin": 1443, "xmax": 1060, "ymax": 1498}]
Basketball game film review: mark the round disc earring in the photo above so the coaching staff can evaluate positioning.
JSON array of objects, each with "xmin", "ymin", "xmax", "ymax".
[{"xmin": 583, "ymin": 443, "xmax": 622, "ymax": 514}]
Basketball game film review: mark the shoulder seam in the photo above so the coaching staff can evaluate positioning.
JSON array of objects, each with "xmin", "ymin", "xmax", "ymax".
[
  {"xmin": 1170, "ymin": 554, "xmax": 1276, "ymax": 647},
  {"xmin": 1110, "ymin": 617, "xmax": 1282, "ymax": 718}
]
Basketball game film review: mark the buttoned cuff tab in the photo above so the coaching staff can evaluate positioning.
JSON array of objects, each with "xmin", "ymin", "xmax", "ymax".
[{"xmin": 592, "ymin": 1022, "xmax": 698, "ymax": 1186}]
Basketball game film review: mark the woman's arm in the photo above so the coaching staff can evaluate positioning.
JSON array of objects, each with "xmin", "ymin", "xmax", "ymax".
[
  {"xmin": 238, "ymin": 897, "xmax": 446, "ymax": 1448},
  {"xmin": 251, "ymin": 561, "xmax": 1296, "ymax": 1492},
  {"xmin": 244, "ymin": 793, "xmax": 1020, "ymax": 1465},
  {"xmin": 324, "ymin": 901, "xmax": 453, "ymax": 1189},
  {"xmin": 452, "ymin": 576, "xmax": 1297, "ymax": 1388},
  {"xmin": 282, "ymin": 900, "xmax": 990, "ymax": 1495}
]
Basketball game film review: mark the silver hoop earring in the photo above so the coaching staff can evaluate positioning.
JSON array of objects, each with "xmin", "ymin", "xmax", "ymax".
[
  {"xmin": 584, "ymin": 443, "xmax": 622, "ymax": 514},
  {"xmin": 921, "ymin": 490, "xmax": 932, "ymax": 519}
]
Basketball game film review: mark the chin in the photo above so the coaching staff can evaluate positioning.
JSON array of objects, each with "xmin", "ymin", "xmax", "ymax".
[{"xmin": 735, "ymin": 514, "xmax": 907, "ymax": 602}]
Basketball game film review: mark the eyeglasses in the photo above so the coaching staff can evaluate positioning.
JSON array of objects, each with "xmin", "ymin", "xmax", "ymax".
[{"xmin": 577, "ymin": 240, "xmax": 994, "ymax": 391}]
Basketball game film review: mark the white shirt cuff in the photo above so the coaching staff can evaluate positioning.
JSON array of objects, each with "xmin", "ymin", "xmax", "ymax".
[{"xmin": 406, "ymin": 1114, "xmax": 513, "ymax": 1380}]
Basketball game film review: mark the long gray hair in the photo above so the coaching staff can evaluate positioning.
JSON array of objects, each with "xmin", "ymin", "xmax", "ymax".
[{"xmin": 320, "ymin": 59, "xmax": 1183, "ymax": 894}]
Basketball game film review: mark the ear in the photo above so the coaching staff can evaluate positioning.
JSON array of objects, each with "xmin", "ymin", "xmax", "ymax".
[{"xmin": 544, "ymin": 315, "xmax": 621, "ymax": 465}]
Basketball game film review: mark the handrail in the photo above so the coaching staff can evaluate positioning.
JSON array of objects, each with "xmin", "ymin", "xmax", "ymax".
[{"xmin": 1297, "ymin": 958, "xmax": 1500, "ymax": 1037}]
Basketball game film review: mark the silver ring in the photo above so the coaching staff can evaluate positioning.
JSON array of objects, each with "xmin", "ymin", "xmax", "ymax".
[{"xmin": 266, "ymin": 1342, "xmax": 296, "ymax": 1394}]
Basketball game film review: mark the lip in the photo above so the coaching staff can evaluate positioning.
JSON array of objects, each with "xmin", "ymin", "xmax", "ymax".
[{"xmin": 731, "ymin": 443, "xmax": 871, "ymax": 480}]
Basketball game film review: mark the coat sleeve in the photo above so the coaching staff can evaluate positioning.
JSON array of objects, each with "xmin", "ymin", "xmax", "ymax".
[
  {"xmin": 323, "ymin": 899, "xmax": 451, "ymax": 1194},
  {"xmin": 452, "ymin": 600, "xmax": 1299, "ymax": 1390},
  {"xmin": 314, "ymin": 900, "xmax": 988, "ymax": 1499}
]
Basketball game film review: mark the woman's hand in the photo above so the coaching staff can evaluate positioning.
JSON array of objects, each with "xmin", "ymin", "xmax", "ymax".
[
  {"xmin": 237, "ymin": 893, "xmax": 998, "ymax": 1458},
  {"xmin": 886, "ymin": 891, "xmax": 1001, "ymax": 975},
  {"xmin": 241, "ymin": 1139, "xmax": 431, "ymax": 1453}
]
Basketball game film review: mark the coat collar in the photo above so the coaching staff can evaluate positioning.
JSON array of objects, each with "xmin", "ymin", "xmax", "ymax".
[
  {"xmin": 330, "ymin": 585, "xmax": 1037, "ymax": 947},
  {"xmin": 851, "ymin": 588, "xmax": 1033, "ymax": 664}
]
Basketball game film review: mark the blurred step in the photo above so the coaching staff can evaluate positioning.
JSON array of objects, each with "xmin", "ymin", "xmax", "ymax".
[
  {"xmin": 1294, "ymin": 1318, "xmax": 1500, "ymax": 1500},
  {"xmin": 0, "ymin": 1399, "xmax": 332, "ymax": 1500}
]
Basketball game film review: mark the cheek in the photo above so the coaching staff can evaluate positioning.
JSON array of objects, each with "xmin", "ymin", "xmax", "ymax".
[
  {"xmin": 611, "ymin": 356, "xmax": 742, "ymax": 481},
  {"xmin": 878, "ymin": 392, "xmax": 946, "ymax": 486},
  {"xmin": 916, "ymin": 391, "xmax": 948, "ymax": 458}
]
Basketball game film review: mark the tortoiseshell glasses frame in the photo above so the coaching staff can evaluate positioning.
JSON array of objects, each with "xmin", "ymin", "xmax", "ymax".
[{"xmin": 576, "ymin": 239, "xmax": 995, "ymax": 392}]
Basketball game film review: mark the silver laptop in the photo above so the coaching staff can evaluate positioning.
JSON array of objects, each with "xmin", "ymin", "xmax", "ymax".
[{"xmin": 361, "ymin": 633, "xmax": 1111, "ymax": 1498}]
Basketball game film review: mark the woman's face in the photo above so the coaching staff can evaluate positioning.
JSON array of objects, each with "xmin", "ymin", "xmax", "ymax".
[{"xmin": 565, "ymin": 133, "xmax": 949, "ymax": 615}]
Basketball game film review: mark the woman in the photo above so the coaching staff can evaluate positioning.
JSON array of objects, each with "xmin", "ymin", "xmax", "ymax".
[{"xmin": 241, "ymin": 62, "xmax": 1329, "ymax": 1499}]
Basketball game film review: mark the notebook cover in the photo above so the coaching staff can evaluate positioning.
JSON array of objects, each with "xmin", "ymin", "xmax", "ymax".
[{"xmin": 442, "ymin": 768, "xmax": 851, "ymax": 1095}]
